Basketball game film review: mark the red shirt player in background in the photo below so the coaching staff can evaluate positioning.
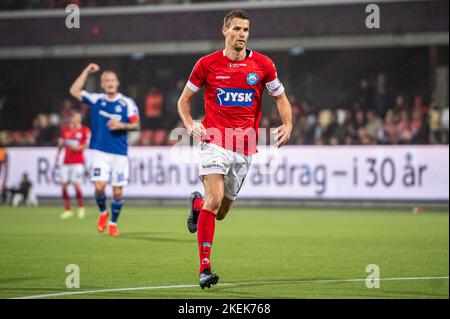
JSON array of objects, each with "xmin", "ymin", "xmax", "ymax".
[
  {"xmin": 55, "ymin": 110, "xmax": 90, "ymax": 219},
  {"xmin": 178, "ymin": 9, "xmax": 293, "ymax": 289}
]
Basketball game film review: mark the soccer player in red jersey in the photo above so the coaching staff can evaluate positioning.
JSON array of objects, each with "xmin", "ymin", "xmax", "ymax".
[
  {"xmin": 56, "ymin": 110, "xmax": 91, "ymax": 219},
  {"xmin": 178, "ymin": 9, "xmax": 293, "ymax": 289}
]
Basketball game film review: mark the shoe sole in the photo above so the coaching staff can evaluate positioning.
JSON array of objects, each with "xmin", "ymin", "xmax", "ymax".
[{"xmin": 200, "ymin": 274, "xmax": 219, "ymax": 289}]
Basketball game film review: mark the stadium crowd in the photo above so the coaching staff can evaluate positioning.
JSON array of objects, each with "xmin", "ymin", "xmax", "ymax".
[{"xmin": 0, "ymin": 73, "xmax": 448, "ymax": 147}]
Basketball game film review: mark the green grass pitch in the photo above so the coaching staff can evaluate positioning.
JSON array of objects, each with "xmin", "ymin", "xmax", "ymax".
[{"xmin": 0, "ymin": 205, "xmax": 448, "ymax": 299}]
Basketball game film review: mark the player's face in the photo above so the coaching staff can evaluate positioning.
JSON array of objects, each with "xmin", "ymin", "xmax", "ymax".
[
  {"xmin": 101, "ymin": 72, "xmax": 120, "ymax": 95},
  {"xmin": 223, "ymin": 18, "xmax": 250, "ymax": 52},
  {"xmin": 71, "ymin": 113, "xmax": 81, "ymax": 126}
]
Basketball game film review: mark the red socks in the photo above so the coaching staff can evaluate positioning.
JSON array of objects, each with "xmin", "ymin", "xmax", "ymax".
[
  {"xmin": 197, "ymin": 208, "xmax": 216, "ymax": 273},
  {"xmin": 62, "ymin": 188, "xmax": 71, "ymax": 211},
  {"xmin": 63, "ymin": 188, "xmax": 84, "ymax": 210},
  {"xmin": 75, "ymin": 188, "xmax": 84, "ymax": 208},
  {"xmin": 193, "ymin": 198, "xmax": 204, "ymax": 212}
]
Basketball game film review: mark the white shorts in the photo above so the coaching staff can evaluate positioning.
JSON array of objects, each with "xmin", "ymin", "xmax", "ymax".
[
  {"xmin": 91, "ymin": 150, "xmax": 129, "ymax": 187},
  {"xmin": 199, "ymin": 142, "xmax": 252, "ymax": 201},
  {"xmin": 60, "ymin": 164, "xmax": 84, "ymax": 184}
]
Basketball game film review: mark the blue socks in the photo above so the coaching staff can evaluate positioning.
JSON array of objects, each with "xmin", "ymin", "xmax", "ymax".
[
  {"xmin": 95, "ymin": 194, "xmax": 107, "ymax": 213},
  {"xmin": 111, "ymin": 198, "xmax": 124, "ymax": 223}
]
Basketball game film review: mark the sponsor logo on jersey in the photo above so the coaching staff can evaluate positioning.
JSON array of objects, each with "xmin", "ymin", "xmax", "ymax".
[
  {"xmin": 229, "ymin": 63, "xmax": 247, "ymax": 68},
  {"xmin": 99, "ymin": 110, "xmax": 122, "ymax": 121},
  {"xmin": 216, "ymin": 88, "xmax": 254, "ymax": 107},
  {"xmin": 216, "ymin": 75, "xmax": 230, "ymax": 80},
  {"xmin": 246, "ymin": 72, "xmax": 259, "ymax": 85}
]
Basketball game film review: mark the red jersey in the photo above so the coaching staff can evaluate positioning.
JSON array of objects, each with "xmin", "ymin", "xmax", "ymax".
[
  {"xmin": 187, "ymin": 49, "xmax": 285, "ymax": 155},
  {"xmin": 60, "ymin": 125, "xmax": 90, "ymax": 164}
]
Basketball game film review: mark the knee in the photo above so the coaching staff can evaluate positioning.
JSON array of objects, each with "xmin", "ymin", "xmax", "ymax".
[
  {"xmin": 95, "ymin": 183, "xmax": 106, "ymax": 195},
  {"xmin": 203, "ymin": 193, "xmax": 222, "ymax": 213},
  {"xmin": 113, "ymin": 188, "xmax": 122, "ymax": 200}
]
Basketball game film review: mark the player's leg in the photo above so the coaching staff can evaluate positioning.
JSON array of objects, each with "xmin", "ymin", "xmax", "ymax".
[
  {"xmin": 107, "ymin": 154, "xmax": 129, "ymax": 237},
  {"xmin": 187, "ymin": 191, "xmax": 204, "ymax": 233},
  {"xmin": 60, "ymin": 164, "xmax": 73, "ymax": 219},
  {"xmin": 91, "ymin": 151, "xmax": 111, "ymax": 233},
  {"xmin": 95, "ymin": 181, "xmax": 109, "ymax": 232},
  {"xmin": 107, "ymin": 186, "xmax": 123, "ymax": 237},
  {"xmin": 216, "ymin": 150, "xmax": 252, "ymax": 221},
  {"xmin": 60, "ymin": 182, "xmax": 73, "ymax": 219},
  {"xmin": 187, "ymin": 142, "xmax": 229, "ymax": 233},
  {"xmin": 197, "ymin": 173, "xmax": 223, "ymax": 289},
  {"xmin": 73, "ymin": 182, "xmax": 84, "ymax": 218},
  {"xmin": 216, "ymin": 197, "xmax": 234, "ymax": 221},
  {"xmin": 73, "ymin": 164, "xmax": 85, "ymax": 219}
]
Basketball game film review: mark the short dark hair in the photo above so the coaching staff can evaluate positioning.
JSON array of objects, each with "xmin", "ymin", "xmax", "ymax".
[
  {"xmin": 223, "ymin": 9, "xmax": 250, "ymax": 28},
  {"xmin": 70, "ymin": 109, "xmax": 81, "ymax": 116}
]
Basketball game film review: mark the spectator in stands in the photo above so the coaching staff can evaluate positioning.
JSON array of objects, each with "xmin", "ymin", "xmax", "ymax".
[
  {"xmin": 428, "ymin": 105, "xmax": 442, "ymax": 144},
  {"xmin": 353, "ymin": 109, "xmax": 366, "ymax": 131},
  {"xmin": 397, "ymin": 110, "xmax": 413, "ymax": 144},
  {"xmin": 411, "ymin": 106, "xmax": 424, "ymax": 143},
  {"xmin": 391, "ymin": 95, "xmax": 408, "ymax": 118},
  {"xmin": 354, "ymin": 77, "xmax": 373, "ymax": 112},
  {"xmin": 34, "ymin": 114, "xmax": 57, "ymax": 146},
  {"xmin": 383, "ymin": 109, "xmax": 398, "ymax": 144},
  {"xmin": 365, "ymin": 110, "xmax": 383, "ymax": 142},
  {"xmin": 318, "ymin": 108, "xmax": 334, "ymax": 141},
  {"xmin": 373, "ymin": 72, "xmax": 390, "ymax": 118},
  {"xmin": 301, "ymin": 114, "xmax": 318, "ymax": 145}
]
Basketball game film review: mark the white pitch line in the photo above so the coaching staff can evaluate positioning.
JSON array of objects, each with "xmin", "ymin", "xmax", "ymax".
[{"xmin": 11, "ymin": 276, "xmax": 449, "ymax": 299}]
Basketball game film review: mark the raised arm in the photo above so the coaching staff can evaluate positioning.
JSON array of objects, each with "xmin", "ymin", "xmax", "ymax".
[
  {"xmin": 272, "ymin": 92, "xmax": 293, "ymax": 148},
  {"xmin": 69, "ymin": 63, "xmax": 100, "ymax": 101},
  {"xmin": 177, "ymin": 85, "xmax": 206, "ymax": 138}
]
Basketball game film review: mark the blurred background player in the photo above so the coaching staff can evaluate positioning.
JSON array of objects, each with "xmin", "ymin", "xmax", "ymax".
[
  {"xmin": 55, "ymin": 110, "xmax": 90, "ymax": 219},
  {"xmin": 178, "ymin": 9, "xmax": 292, "ymax": 289},
  {"xmin": 69, "ymin": 63, "xmax": 140, "ymax": 237}
]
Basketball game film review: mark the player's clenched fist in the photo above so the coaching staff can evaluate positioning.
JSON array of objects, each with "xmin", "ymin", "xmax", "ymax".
[
  {"xmin": 187, "ymin": 121, "xmax": 207, "ymax": 138},
  {"xmin": 84, "ymin": 63, "xmax": 100, "ymax": 75}
]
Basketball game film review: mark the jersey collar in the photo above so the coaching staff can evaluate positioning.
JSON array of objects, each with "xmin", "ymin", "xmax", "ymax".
[
  {"xmin": 103, "ymin": 93, "xmax": 122, "ymax": 102},
  {"xmin": 222, "ymin": 48, "xmax": 253, "ymax": 60}
]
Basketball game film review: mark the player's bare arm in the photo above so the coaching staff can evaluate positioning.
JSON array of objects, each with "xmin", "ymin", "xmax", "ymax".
[
  {"xmin": 54, "ymin": 139, "xmax": 64, "ymax": 166},
  {"xmin": 69, "ymin": 63, "xmax": 100, "ymax": 101},
  {"xmin": 177, "ymin": 85, "xmax": 206, "ymax": 138},
  {"xmin": 107, "ymin": 120, "xmax": 140, "ymax": 132},
  {"xmin": 272, "ymin": 92, "xmax": 293, "ymax": 148}
]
